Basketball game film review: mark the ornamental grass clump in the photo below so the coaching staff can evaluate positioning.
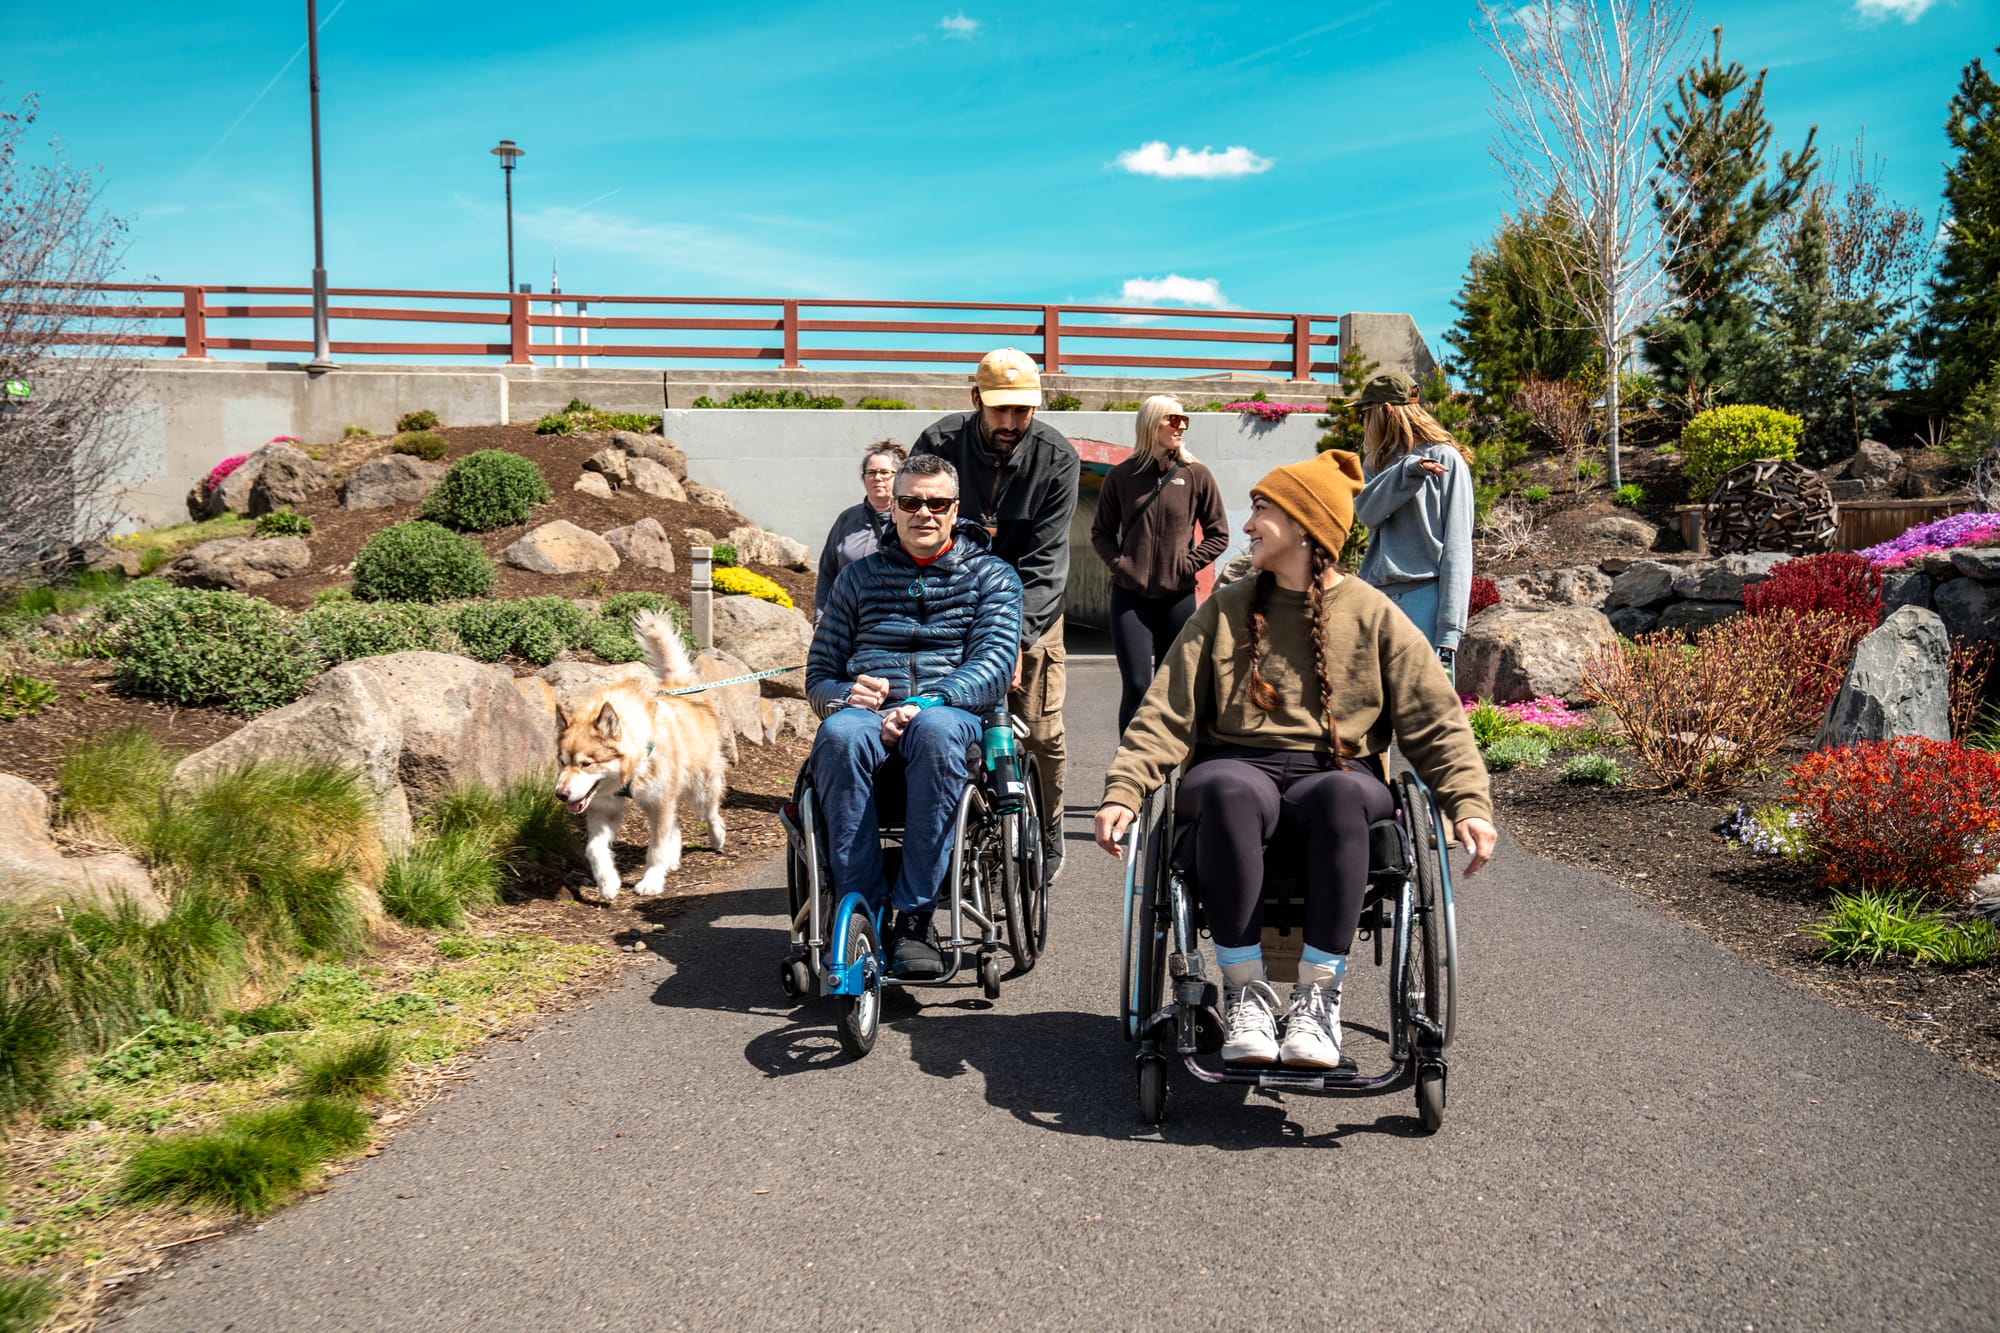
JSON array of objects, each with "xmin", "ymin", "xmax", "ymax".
[
  {"xmin": 1802, "ymin": 891, "xmax": 1998, "ymax": 967},
  {"xmin": 391, "ymin": 430, "xmax": 448, "ymax": 461},
  {"xmin": 1786, "ymin": 738, "xmax": 2000, "ymax": 902},
  {"xmin": 254, "ymin": 510, "xmax": 313, "ymax": 538},
  {"xmin": 421, "ymin": 450, "xmax": 552, "ymax": 532},
  {"xmin": 120, "ymin": 1095, "xmax": 372, "ymax": 1216},
  {"xmin": 350, "ymin": 521, "xmax": 497, "ymax": 603}
]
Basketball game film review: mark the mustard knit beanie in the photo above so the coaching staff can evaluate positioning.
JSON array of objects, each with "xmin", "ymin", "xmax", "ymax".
[{"xmin": 1252, "ymin": 449, "xmax": 1367, "ymax": 555}]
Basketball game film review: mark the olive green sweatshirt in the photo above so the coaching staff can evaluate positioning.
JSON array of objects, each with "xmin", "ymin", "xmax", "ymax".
[{"xmin": 1101, "ymin": 574, "xmax": 1494, "ymax": 825}]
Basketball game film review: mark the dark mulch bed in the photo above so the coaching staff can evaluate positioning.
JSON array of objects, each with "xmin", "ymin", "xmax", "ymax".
[
  {"xmin": 0, "ymin": 658, "xmax": 244, "ymax": 788},
  {"xmin": 1494, "ymin": 749, "xmax": 2000, "ymax": 1079},
  {"xmin": 254, "ymin": 423, "xmax": 815, "ymax": 614}
]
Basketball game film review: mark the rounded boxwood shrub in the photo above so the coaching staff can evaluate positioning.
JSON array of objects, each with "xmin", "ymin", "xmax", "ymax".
[
  {"xmin": 108, "ymin": 587, "xmax": 321, "ymax": 713},
  {"xmin": 255, "ymin": 510, "xmax": 314, "ymax": 538},
  {"xmin": 1676, "ymin": 405, "xmax": 1802, "ymax": 501},
  {"xmin": 421, "ymin": 450, "xmax": 551, "ymax": 532},
  {"xmin": 351, "ymin": 521, "xmax": 497, "ymax": 603},
  {"xmin": 446, "ymin": 596, "xmax": 585, "ymax": 665},
  {"xmin": 396, "ymin": 409, "xmax": 440, "ymax": 432},
  {"xmin": 391, "ymin": 431, "xmax": 448, "ymax": 462},
  {"xmin": 298, "ymin": 600, "xmax": 457, "ymax": 663}
]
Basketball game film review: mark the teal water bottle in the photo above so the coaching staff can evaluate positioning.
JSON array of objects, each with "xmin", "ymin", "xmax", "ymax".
[{"xmin": 982, "ymin": 705, "xmax": 1025, "ymax": 811}]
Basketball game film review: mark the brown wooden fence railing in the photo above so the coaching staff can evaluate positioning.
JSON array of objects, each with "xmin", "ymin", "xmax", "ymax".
[{"xmin": 24, "ymin": 284, "xmax": 1345, "ymax": 378}]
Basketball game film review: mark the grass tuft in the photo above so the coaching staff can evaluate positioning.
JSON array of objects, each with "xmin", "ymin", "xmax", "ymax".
[
  {"xmin": 58, "ymin": 726, "xmax": 175, "ymax": 841},
  {"xmin": 120, "ymin": 1096, "xmax": 372, "ymax": 1217},
  {"xmin": 297, "ymin": 1032, "xmax": 398, "ymax": 1099},
  {"xmin": 380, "ymin": 827, "xmax": 503, "ymax": 929},
  {"xmin": 0, "ymin": 1274, "xmax": 60, "ymax": 1333},
  {"xmin": 1802, "ymin": 890, "xmax": 2000, "ymax": 967},
  {"xmin": 1482, "ymin": 734, "xmax": 1553, "ymax": 771}
]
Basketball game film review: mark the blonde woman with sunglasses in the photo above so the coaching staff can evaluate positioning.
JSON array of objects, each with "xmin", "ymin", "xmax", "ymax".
[{"xmin": 1090, "ymin": 396, "xmax": 1229, "ymax": 731}]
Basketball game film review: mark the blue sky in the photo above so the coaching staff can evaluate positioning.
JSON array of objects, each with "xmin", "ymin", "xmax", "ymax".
[{"xmin": 11, "ymin": 0, "xmax": 1997, "ymax": 369}]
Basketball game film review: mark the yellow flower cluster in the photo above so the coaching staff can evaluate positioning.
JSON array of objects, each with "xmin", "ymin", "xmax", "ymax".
[{"xmin": 712, "ymin": 565, "xmax": 795, "ymax": 609}]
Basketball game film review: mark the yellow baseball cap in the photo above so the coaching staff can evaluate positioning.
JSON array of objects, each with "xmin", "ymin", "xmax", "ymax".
[{"xmin": 973, "ymin": 347, "xmax": 1042, "ymax": 407}]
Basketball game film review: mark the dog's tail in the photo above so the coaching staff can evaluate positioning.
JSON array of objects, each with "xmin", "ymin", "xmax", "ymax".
[{"xmin": 634, "ymin": 610, "xmax": 699, "ymax": 688}]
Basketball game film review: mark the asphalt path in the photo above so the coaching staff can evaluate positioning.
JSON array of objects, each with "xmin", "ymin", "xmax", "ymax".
[{"xmin": 113, "ymin": 649, "xmax": 2000, "ymax": 1331}]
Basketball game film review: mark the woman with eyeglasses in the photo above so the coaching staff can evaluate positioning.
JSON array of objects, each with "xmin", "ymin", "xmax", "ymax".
[
  {"xmin": 814, "ymin": 440, "xmax": 908, "ymax": 622},
  {"xmin": 1352, "ymin": 372, "xmax": 1477, "ymax": 680},
  {"xmin": 1091, "ymin": 395, "xmax": 1230, "ymax": 733}
]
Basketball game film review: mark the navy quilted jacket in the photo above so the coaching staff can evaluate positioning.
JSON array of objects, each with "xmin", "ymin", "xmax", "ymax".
[{"xmin": 807, "ymin": 519, "xmax": 1024, "ymax": 719}]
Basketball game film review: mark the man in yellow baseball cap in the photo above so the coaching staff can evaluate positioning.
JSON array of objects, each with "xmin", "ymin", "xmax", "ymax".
[{"xmin": 911, "ymin": 348, "xmax": 1080, "ymax": 883}]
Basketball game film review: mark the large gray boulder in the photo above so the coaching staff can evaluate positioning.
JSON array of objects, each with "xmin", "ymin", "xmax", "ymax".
[
  {"xmin": 710, "ymin": 595, "xmax": 813, "ymax": 699},
  {"xmin": 1843, "ymin": 440, "xmax": 1901, "ymax": 490},
  {"xmin": 1608, "ymin": 606, "xmax": 1660, "ymax": 638},
  {"xmin": 1456, "ymin": 606, "xmax": 1621, "ymax": 704},
  {"xmin": 582, "ymin": 448, "xmax": 631, "ymax": 486},
  {"xmin": 685, "ymin": 482, "xmax": 736, "ymax": 513},
  {"xmin": 1583, "ymin": 515, "xmax": 1657, "ymax": 550},
  {"xmin": 337, "ymin": 653, "xmax": 555, "ymax": 811},
  {"xmin": 1949, "ymin": 547, "xmax": 2000, "ymax": 582},
  {"xmin": 1934, "ymin": 577, "xmax": 2000, "ymax": 647},
  {"xmin": 537, "ymin": 660, "xmax": 655, "ymax": 716},
  {"xmin": 602, "ymin": 517, "xmax": 674, "ymax": 572},
  {"xmin": 201, "ymin": 448, "xmax": 270, "ymax": 517},
  {"xmin": 625, "ymin": 456, "xmax": 686, "ymax": 502},
  {"xmin": 0, "ymin": 774, "xmax": 164, "ymax": 920},
  {"xmin": 1657, "ymin": 599, "xmax": 1741, "ymax": 633},
  {"xmin": 176, "ymin": 665, "xmax": 413, "ymax": 852},
  {"xmin": 727, "ymin": 525, "xmax": 812, "ymax": 572},
  {"xmin": 248, "ymin": 443, "xmax": 332, "ymax": 513},
  {"xmin": 504, "ymin": 521, "xmax": 620, "ymax": 575},
  {"xmin": 165, "ymin": 536, "xmax": 313, "ymax": 590},
  {"xmin": 1881, "ymin": 569, "xmax": 1935, "ymax": 616},
  {"xmin": 1814, "ymin": 606, "xmax": 1952, "ymax": 749},
  {"xmin": 614, "ymin": 431, "xmax": 687, "ymax": 480},
  {"xmin": 572, "ymin": 470, "xmax": 615, "ymax": 500},
  {"xmin": 342, "ymin": 453, "xmax": 447, "ymax": 510},
  {"xmin": 1494, "ymin": 565, "xmax": 1610, "ymax": 612},
  {"xmin": 1670, "ymin": 552, "xmax": 1788, "ymax": 603},
  {"xmin": 1605, "ymin": 561, "xmax": 1680, "ymax": 610}
]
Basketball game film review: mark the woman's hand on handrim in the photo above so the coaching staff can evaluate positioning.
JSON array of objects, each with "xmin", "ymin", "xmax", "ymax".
[{"xmin": 1094, "ymin": 803, "xmax": 1136, "ymax": 858}]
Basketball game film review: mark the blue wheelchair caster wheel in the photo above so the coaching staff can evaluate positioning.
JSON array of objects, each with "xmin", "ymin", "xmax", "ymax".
[{"xmin": 833, "ymin": 908, "xmax": 882, "ymax": 1058}]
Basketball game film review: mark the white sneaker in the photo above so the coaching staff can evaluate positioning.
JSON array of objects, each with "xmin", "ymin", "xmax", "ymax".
[
  {"xmin": 1279, "ymin": 981, "xmax": 1343, "ymax": 1068},
  {"xmin": 1221, "ymin": 979, "xmax": 1281, "ymax": 1065}
]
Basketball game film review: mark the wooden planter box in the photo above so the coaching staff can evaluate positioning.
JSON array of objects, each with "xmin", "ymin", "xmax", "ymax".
[{"xmin": 1675, "ymin": 498, "xmax": 1976, "ymax": 557}]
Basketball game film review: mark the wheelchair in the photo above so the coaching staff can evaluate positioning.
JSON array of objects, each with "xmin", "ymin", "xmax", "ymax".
[
  {"xmin": 1117, "ymin": 762, "xmax": 1460, "ymax": 1130},
  {"xmin": 777, "ymin": 715, "xmax": 1048, "ymax": 1060}
]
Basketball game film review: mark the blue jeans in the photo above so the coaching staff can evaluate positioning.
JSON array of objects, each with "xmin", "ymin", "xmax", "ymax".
[
  {"xmin": 1384, "ymin": 579, "xmax": 1442, "ymax": 648},
  {"xmin": 808, "ymin": 705, "xmax": 981, "ymax": 915}
]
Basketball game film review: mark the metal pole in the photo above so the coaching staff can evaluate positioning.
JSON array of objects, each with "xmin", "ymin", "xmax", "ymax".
[
  {"xmin": 503, "ymin": 161, "xmax": 516, "ymax": 296},
  {"xmin": 305, "ymin": 0, "xmax": 334, "ymax": 371}
]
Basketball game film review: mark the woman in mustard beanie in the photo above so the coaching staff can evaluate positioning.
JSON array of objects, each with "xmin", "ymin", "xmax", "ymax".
[{"xmin": 1093, "ymin": 449, "xmax": 1497, "ymax": 1070}]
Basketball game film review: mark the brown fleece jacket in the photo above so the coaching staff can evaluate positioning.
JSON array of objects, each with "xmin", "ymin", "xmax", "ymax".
[
  {"xmin": 1089, "ymin": 454, "xmax": 1229, "ymax": 598},
  {"xmin": 1101, "ymin": 573, "xmax": 1493, "ymax": 825}
]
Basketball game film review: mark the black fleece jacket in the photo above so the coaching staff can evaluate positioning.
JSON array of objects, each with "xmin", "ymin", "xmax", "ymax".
[{"xmin": 910, "ymin": 411, "xmax": 1079, "ymax": 647}]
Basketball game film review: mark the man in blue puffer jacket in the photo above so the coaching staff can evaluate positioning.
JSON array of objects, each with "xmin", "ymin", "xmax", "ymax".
[{"xmin": 806, "ymin": 454, "xmax": 1024, "ymax": 977}]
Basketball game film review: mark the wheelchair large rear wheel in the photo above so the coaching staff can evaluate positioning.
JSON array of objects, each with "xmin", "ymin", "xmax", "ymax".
[
  {"xmin": 833, "ymin": 906, "xmax": 881, "ymax": 1059},
  {"xmin": 1001, "ymin": 775, "xmax": 1047, "ymax": 972},
  {"xmin": 1398, "ymin": 773, "xmax": 1454, "ymax": 1048}
]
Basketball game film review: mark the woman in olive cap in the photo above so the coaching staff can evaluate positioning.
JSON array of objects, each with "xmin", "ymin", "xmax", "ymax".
[
  {"xmin": 1093, "ymin": 450, "xmax": 1496, "ymax": 1071},
  {"xmin": 1352, "ymin": 372, "xmax": 1476, "ymax": 679}
]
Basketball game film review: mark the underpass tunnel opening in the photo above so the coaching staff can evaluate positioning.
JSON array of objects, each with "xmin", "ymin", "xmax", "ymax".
[{"xmin": 1064, "ymin": 437, "xmax": 1219, "ymax": 638}]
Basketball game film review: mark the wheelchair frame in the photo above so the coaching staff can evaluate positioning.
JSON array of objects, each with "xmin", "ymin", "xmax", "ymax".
[
  {"xmin": 778, "ymin": 739, "xmax": 1048, "ymax": 1059},
  {"xmin": 1118, "ymin": 765, "xmax": 1460, "ymax": 1130}
]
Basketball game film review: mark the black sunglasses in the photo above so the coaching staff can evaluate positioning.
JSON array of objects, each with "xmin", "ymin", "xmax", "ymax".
[{"xmin": 893, "ymin": 494, "xmax": 958, "ymax": 513}]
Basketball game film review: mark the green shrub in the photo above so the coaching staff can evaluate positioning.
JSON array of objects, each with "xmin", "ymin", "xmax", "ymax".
[
  {"xmin": 254, "ymin": 509, "xmax": 314, "ymax": 537},
  {"xmin": 582, "ymin": 592, "xmax": 692, "ymax": 663},
  {"xmin": 1576, "ymin": 458, "xmax": 1603, "ymax": 482},
  {"xmin": 380, "ymin": 826, "xmax": 504, "ymax": 929},
  {"xmin": 1465, "ymin": 700, "xmax": 1519, "ymax": 748},
  {"xmin": 533, "ymin": 399, "xmax": 659, "ymax": 434},
  {"xmin": 421, "ymin": 450, "xmax": 552, "ymax": 532},
  {"xmin": 1943, "ymin": 362, "xmax": 2000, "ymax": 467},
  {"xmin": 351, "ymin": 521, "xmax": 497, "ymax": 603},
  {"xmin": 340, "ymin": 423, "xmax": 371, "ymax": 440},
  {"xmin": 396, "ymin": 409, "xmax": 440, "ymax": 432},
  {"xmin": 1046, "ymin": 393, "xmax": 1082, "ymax": 411},
  {"xmin": 444, "ymin": 595, "xmax": 585, "ymax": 665},
  {"xmin": 391, "ymin": 430, "xmax": 449, "ymax": 462},
  {"xmin": 1, "ymin": 568, "xmax": 127, "ymax": 631},
  {"xmin": 689, "ymin": 388, "xmax": 842, "ymax": 410},
  {"xmin": 1802, "ymin": 890, "xmax": 1999, "ymax": 967},
  {"xmin": 710, "ymin": 541, "xmax": 739, "ymax": 568},
  {"xmin": 1482, "ymin": 733, "xmax": 1552, "ymax": 770},
  {"xmin": 532, "ymin": 411, "xmax": 575, "ymax": 436},
  {"xmin": 106, "ymin": 586, "xmax": 321, "ymax": 714},
  {"xmin": 1522, "ymin": 484, "xmax": 1552, "ymax": 503},
  {"xmin": 0, "ymin": 671, "xmax": 55, "ymax": 720},
  {"xmin": 298, "ymin": 599, "xmax": 457, "ymax": 661},
  {"xmin": 1102, "ymin": 400, "xmax": 1142, "ymax": 412},
  {"xmin": 854, "ymin": 397, "xmax": 911, "ymax": 410},
  {"xmin": 121, "ymin": 1095, "xmax": 371, "ymax": 1216},
  {"xmin": 1675, "ymin": 404, "xmax": 1803, "ymax": 500},
  {"xmin": 298, "ymin": 1032, "xmax": 398, "ymax": 1099},
  {"xmin": 1555, "ymin": 754, "xmax": 1624, "ymax": 786},
  {"xmin": 1614, "ymin": 483, "xmax": 1646, "ymax": 509}
]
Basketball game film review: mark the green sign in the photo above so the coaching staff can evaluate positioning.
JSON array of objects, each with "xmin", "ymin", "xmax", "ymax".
[{"xmin": 2, "ymin": 379, "xmax": 29, "ymax": 400}]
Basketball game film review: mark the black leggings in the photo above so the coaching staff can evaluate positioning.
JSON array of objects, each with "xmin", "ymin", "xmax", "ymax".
[
  {"xmin": 1110, "ymin": 584, "xmax": 1197, "ymax": 733},
  {"xmin": 1175, "ymin": 747, "xmax": 1394, "ymax": 955}
]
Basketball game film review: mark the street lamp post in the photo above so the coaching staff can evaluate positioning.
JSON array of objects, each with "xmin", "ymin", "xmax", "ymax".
[
  {"xmin": 490, "ymin": 139, "xmax": 524, "ymax": 295},
  {"xmin": 305, "ymin": 0, "xmax": 334, "ymax": 371}
]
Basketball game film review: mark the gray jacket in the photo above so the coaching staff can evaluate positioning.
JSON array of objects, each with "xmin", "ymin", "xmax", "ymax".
[
  {"xmin": 1354, "ymin": 444, "xmax": 1475, "ymax": 649},
  {"xmin": 813, "ymin": 501, "xmax": 894, "ymax": 618}
]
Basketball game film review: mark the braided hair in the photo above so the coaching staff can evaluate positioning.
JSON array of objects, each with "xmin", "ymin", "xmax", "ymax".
[{"xmin": 1244, "ymin": 541, "xmax": 1346, "ymax": 756}]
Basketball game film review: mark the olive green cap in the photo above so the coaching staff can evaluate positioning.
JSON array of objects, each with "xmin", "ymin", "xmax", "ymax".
[{"xmin": 1355, "ymin": 370, "xmax": 1418, "ymax": 406}]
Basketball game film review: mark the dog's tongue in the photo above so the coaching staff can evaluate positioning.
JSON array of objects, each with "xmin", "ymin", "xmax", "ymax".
[{"xmin": 564, "ymin": 797, "xmax": 588, "ymax": 815}]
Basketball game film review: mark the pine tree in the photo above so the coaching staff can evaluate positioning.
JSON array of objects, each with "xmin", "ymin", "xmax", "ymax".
[
  {"xmin": 1738, "ymin": 203, "xmax": 1904, "ymax": 464},
  {"xmin": 1313, "ymin": 339, "xmax": 1379, "ymax": 456},
  {"xmin": 1917, "ymin": 47, "xmax": 2000, "ymax": 415},
  {"xmin": 1446, "ymin": 207, "xmax": 1601, "ymax": 414},
  {"xmin": 1644, "ymin": 26, "xmax": 1817, "ymax": 415}
]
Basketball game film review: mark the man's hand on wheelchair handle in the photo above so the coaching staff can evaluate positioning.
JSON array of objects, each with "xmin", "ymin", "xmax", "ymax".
[
  {"xmin": 1094, "ymin": 803, "xmax": 1136, "ymax": 858},
  {"xmin": 1457, "ymin": 816, "xmax": 1497, "ymax": 875},
  {"xmin": 846, "ymin": 674, "xmax": 891, "ymax": 710}
]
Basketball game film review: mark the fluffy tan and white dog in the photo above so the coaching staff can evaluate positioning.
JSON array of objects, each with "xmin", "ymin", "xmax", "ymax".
[{"xmin": 555, "ymin": 611, "xmax": 727, "ymax": 902}]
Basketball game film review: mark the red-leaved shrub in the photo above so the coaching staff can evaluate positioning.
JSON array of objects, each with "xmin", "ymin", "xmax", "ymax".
[
  {"xmin": 1742, "ymin": 552, "xmax": 1883, "ymax": 626},
  {"xmin": 1787, "ymin": 738, "xmax": 2000, "ymax": 901},
  {"xmin": 1469, "ymin": 576, "xmax": 1500, "ymax": 619}
]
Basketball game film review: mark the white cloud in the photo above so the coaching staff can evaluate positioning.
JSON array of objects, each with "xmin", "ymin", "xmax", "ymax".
[
  {"xmin": 1853, "ymin": 0, "xmax": 1935, "ymax": 20},
  {"xmin": 1115, "ymin": 141, "xmax": 1273, "ymax": 180},
  {"xmin": 1117, "ymin": 275, "xmax": 1233, "ymax": 309},
  {"xmin": 940, "ymin": 13, "xmax": 979, "ymax": 38},
  {"xmin": 515, "ymin": 204, "xmax": 856, "ymax": 297}
]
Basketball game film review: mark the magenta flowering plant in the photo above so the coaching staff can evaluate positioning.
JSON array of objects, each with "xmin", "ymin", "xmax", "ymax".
[
  {"xmin": 1857, "ymin": 511, "xmax": 2000, "ymax": 568},
  {"xmin": 1499, "ymin": 696, "xmax": 1589, "ymax": 728},
  {"xmin": 1224, "ymin": 400, "xmax": 1315, "ymax": 423},
  {"xmin": 203, "ymin": 454, "xmax": 250, "ymax": 496},
  {"xmin": 268, "ymin": 434, "xmax": 301, "ymax": 445}
]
